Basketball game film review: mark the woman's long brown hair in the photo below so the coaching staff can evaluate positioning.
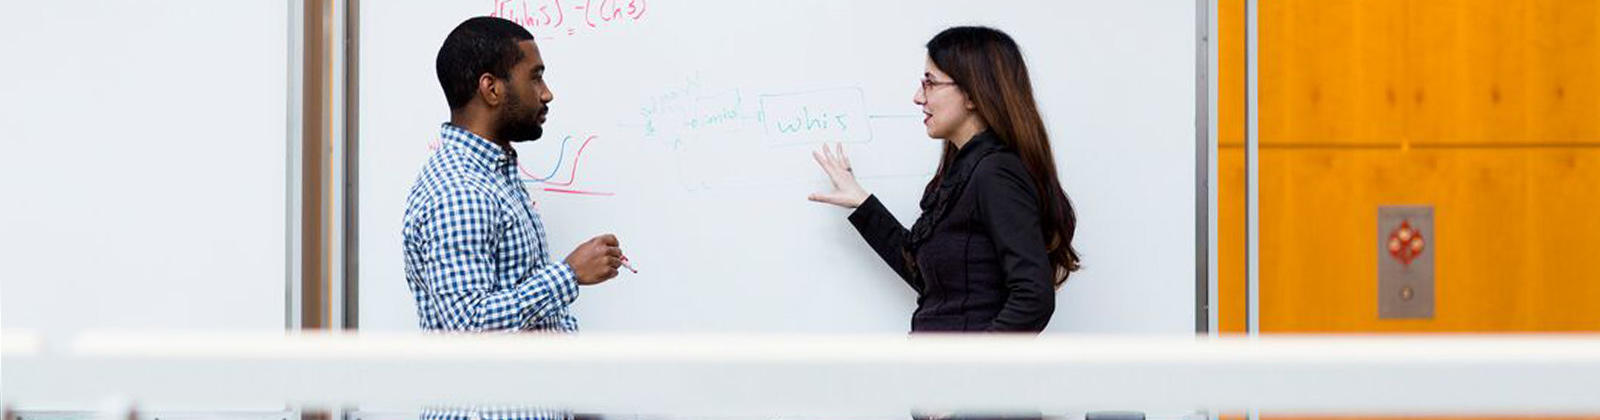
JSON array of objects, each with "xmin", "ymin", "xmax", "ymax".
[{"xmin": 925, "ymin": 26, "xmax": 1081, "ymax": 286}]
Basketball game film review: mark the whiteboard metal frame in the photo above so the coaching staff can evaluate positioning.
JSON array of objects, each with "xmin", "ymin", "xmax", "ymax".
[
  {"xmin": 286, "ymin": 0, "xmax": 307, "ymax": 332},
  {"xmin": 342, "ymin": 0, "xmax": 363, "ymax": 332},
  {"xmin": 1204, "ymin": 0, "xmax": 1221, "ymax": 337},
  {"xmin": 1195, "ymin": 0, "xmax": 1213, "ymax": 334},
  {"xmin": 1246, "ymin": 0, "xmax": 1261, "ymax": 338},
  {"xmin": 326, "ymin": 0, "xmax": 351, "ymax": 333}
]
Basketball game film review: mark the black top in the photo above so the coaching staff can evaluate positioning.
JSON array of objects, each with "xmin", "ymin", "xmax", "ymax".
[{"xmin": 848, "ymin": 131, "xmax": 1056, "ymax": 333}]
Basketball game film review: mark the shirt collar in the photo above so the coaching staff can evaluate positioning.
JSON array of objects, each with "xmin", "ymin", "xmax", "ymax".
[
  {"xmin": 940, "ymin": 130, "xmax": 1004, "ymax": 187},
  {"xmin": 440, "ymin": 123, "xmax": 516, "ymax": 167}
]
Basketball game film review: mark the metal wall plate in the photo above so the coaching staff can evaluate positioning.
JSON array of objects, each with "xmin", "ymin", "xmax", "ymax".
[{"xmin": 1378, "ymin": 205, "xmax": 1435, "ymax": 319}]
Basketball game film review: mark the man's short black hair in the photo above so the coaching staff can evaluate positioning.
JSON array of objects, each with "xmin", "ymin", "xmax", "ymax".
[{"xmin": 436, "ymin": 17, "xmax": 535, "ymax": 110}]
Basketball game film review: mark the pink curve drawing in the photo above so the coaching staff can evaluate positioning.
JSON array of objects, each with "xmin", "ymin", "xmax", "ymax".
[
  {"xmin": 542, "ymin": 187, "xmax": 616, "ymax": 196},
  {"xmin": 520, "ymin": 134, "xmax": 598, "ymax": 187},
  {"xmin": 518, "ymin": 134, "xmax": 614, "ymax": 196}
]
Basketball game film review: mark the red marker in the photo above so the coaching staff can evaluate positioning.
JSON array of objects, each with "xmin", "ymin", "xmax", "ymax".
[{"xmin": 620, "ymin": 253, "xmax": 638, "ymax": 274}]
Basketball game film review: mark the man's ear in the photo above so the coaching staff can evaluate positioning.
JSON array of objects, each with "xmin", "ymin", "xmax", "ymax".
[{"xmin": 477, "ymin": 73, "xmax": 501, "ymax": 107}]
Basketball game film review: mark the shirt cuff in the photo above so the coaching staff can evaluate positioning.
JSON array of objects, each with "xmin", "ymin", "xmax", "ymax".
[{"xmin": 549, "ymin": 261, "xmax": 581, "ymax": 306}]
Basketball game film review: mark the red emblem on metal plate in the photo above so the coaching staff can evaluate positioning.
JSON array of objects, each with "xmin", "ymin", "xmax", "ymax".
[{"xmin": 1387, "ymin": 220, "xmax": 1425, "ymax": 266}]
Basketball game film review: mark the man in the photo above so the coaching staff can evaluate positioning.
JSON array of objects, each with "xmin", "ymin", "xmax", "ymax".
[
  {"xmin": 404, "ymin": 16, "xmax": 622, "ymax": 334},
  {"xmin": 403, "ymin": 16, "xmax": 622, "ymax": 420}
]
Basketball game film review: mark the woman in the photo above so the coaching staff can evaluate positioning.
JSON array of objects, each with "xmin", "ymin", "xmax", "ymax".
[{"xmin": 809, "ymin": 26, "xmax": 1080, "ymax": 333}]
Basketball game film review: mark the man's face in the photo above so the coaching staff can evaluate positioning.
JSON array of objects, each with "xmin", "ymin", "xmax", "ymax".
[{"xmin": 495, "ymin": 40, "xmax": 553, "ymax": 143}]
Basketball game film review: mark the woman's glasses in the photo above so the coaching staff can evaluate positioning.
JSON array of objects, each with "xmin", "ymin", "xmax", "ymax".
[{"xmin": 920, "ymin": 77, "xmax": 958, "ymax": 92}]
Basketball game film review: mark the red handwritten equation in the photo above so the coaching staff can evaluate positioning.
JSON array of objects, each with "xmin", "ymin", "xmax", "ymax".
[{"xmin": 490, "ymin": 0, "xmax": 647, "ymax": 39}]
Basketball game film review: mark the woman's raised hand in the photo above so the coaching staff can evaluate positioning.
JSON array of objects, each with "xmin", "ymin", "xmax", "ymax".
[{"xmin": 807, "ymin": 142, "xmax": 870, "ymax": 209}]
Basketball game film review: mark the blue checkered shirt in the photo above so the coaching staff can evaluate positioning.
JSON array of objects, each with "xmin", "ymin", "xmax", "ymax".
[{"xmin": 403, "ymin": 123, "xmax": 580, "ymax": 333}]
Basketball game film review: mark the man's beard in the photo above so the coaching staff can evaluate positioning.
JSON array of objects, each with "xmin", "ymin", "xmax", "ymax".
[{"xmin": 495, "ymin": 90, "xmax": 545, "ymax": 143}]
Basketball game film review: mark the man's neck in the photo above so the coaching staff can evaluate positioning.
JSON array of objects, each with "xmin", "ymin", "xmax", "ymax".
[{"xmin": 449, "ymin": 114, "xmax": 513, "ymax": 152}]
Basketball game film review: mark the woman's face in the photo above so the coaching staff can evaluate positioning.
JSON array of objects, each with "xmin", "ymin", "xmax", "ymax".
[{"xmin": 914, "ymin": 56, "xmax": 978, "ymax": 141}]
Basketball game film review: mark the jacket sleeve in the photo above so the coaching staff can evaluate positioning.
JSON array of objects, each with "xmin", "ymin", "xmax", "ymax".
[
  {"xmin": 972, "ymin": 159, "xmax": 1056, "ymax": 332},
  {"xmin": 847, "ymin": 194, "xmax": 923, "ymax": 292}
]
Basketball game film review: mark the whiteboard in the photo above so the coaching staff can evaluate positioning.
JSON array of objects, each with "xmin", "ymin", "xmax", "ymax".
[
  {"xmin": 0, "ymin": 0, "xmax": 290, "ymax": 344},
  {"xmin": 359, "ymin": 0, "xmax": 1198, "ymax": 334}
]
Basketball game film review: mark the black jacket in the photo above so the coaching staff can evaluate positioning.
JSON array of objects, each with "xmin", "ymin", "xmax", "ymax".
[{"xmin": 848, "ymin": 131, "xmax": 1057, "ymax": 333}]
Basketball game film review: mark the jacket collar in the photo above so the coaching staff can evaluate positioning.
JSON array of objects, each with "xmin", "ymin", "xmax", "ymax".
[{"xmin": 939, "ymin": 130, "xmax": 1004, "ymax": 187}]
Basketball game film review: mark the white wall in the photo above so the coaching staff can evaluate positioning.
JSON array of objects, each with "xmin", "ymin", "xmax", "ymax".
[{"xmin": 0, "ymin": 0, "xmax": 290, "ymax": 344}]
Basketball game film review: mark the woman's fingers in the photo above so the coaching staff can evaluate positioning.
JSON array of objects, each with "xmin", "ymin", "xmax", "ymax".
[
  {"xmin": 808, "ymin": 144, "xmax": 866, "ymax": 209},
  {"xmin": 837, "ymin": 143, "xmax": 853, "ymax": 171},
  {"xmin": 814, "ymin": 147, "xmax": 850, "ymax": 179},
  {"xmin": 826, "ymin": 144, "xmax": 856, "ymax": 175},
  {"xmin": 813, "ymin": 149, "xmax": 838, "ymax": 174},
  {"xmin": 807, "ymin": 191, "xmax": 847, "ymax": 206}
]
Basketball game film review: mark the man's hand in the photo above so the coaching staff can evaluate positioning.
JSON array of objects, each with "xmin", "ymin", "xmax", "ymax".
[{"xmin": 565, "ymin": 234, "xmax": 622, "ymax": 285}]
